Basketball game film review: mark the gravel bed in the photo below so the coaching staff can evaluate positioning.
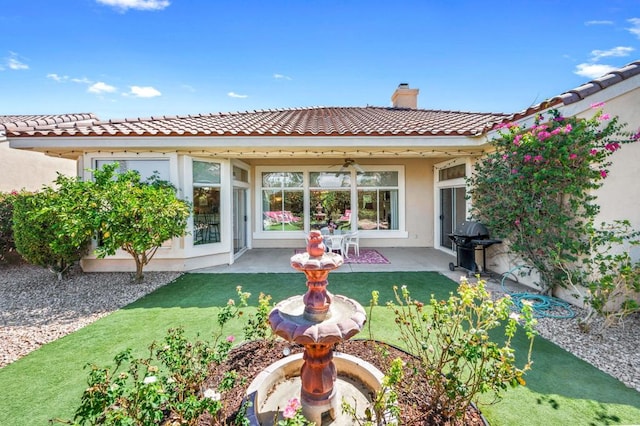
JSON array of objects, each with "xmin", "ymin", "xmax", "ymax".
[
  {"xmin": 1, "ymin": 264, "xmax": 639, "ymax": 394},
  {"xmin": 0, "ymin": 263, "xmax": 181, "ymax": 368}
]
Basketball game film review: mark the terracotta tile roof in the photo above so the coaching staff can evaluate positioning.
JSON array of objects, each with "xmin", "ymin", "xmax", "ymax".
[
  {"xmin": 505, "ymin": 60, "xmax": 640, "ymax": 123},
  {"xmin": 6, "ymin": 107, "xmax": 507, "ymax": 138},
  {"xmin": 0, "ymin": 113, "xmax": 98, "ymax": 132}
]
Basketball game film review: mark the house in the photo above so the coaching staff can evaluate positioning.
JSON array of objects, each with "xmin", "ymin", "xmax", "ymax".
[
  {"xmin": 6, "ymin": 61, "xmax": 640, "ymax": 274},
  {"xmin": 0, "ymin": 114, "xmax": 97, "ymax": 192}
]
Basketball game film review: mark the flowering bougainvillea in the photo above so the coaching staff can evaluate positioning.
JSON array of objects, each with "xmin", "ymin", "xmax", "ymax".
[{"xmin": 468, "ymin": 107, "xmax": 636, "ymax": 291}]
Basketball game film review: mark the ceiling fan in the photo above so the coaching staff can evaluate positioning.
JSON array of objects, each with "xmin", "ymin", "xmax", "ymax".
[{"xmin": 339, "ymin": 158, "xmax": 365, "ymax": 173}]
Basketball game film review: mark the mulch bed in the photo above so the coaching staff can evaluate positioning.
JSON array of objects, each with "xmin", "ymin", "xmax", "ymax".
[{"xmin": 200, "ymin": 339, "xmax": 486, "ymax": 425}]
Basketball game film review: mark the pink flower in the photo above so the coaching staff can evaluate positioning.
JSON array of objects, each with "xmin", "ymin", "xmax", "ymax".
[
  {"xmin": 598, "ymin": 113, "xmax": 610, "ymax": 121},
  {"xmin": 590, "ymin": 149, "xmax": 598, "ymax": 156},
  {"xmin": 523, "ymin": 154, "xmax": 532, "ymax": 162},
  {"xmin": 591, "ymin": 101, "xmax": 606, "ymax": 109},
  {"xmin": 605, "ymin": 142, "xmax": 620, "ymax": 152},
  {"xmin": 534, "ymin": 155, "xmax": 544, "ymax": 162},
  {"xmin": 502, "ymin": 154, "xmax": 509, "ymax": 160},
  {"xmin": 537, "ymin": 131, "xmax": 551, "ymax": 141},
  {"xmin": 511, "ymin": 169, "xmax": 518, "ymax": 174},
  {"xmin": 569, "ymin": 153, "xmax": 578, "ymax": 160},
  {"xmin": 632, "ymin": 131, "xmax": 640, "ymax": 140},
  {"xmin": 514, "ymin": 219, "xmax": 521, "ymax": 226},
  {"xmin": 551, "ymin": 128, "xmax": 562, "ymax": 135},
  {"xmin": 600, "ymin": 170, "xmax": 608, "ymax": 178},
  {"xmin": 226, "ymin": 335, "xmax": 235, "ymax": 343},
  {"xmin": 513, "ymin": 134, "xmax": 523, "ymax": 146},
  {"xmin": 495, "ymin": 122, "xmax": 512, "ymax": 129},
  {"xmin": 563, "ymin": 124, "xmax": 573, "ymax": 133},
  {"xmin": 283, "ymin": 397, "xmax": 301, "ymax": 419}
]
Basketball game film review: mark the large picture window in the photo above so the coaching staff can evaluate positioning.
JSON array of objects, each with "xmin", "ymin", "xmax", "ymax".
[
  {"xmin": 193, "ymin": 161, "xmax": 221, "ymax": 245},
  {"xmin": 356, "ymin": 172, "xmax": 399, "ymax": 231},
  {"xmin": 261, "ymin": 172, "xmax": 305, "ymax": 231},
  {"xmin": 257, "ymin": 167, "xmax": 402, "ymax": 236},
  {"xmin": 309, "ymin": 172, "xmax": 351, "ymax": 230}
]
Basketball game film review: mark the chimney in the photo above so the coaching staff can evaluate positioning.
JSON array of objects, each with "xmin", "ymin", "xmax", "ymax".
[{"xmin": 391, "ymin": 83, "xmax": 419, "ymax": 109}]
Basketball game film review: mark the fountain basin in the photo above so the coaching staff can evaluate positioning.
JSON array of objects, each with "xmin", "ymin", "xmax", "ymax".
[
  {"xmin": 244, "ymin": 352, "xmax": 384, "ymax": 425},
  {"xmin": 269, "ymin": 294, "xmax": 366, "ymax": 343}
]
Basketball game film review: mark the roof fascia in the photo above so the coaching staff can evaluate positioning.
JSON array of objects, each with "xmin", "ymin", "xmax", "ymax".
[{"xmin": 8, "ymin": 134, "xmax": 486, "ymax": 152}]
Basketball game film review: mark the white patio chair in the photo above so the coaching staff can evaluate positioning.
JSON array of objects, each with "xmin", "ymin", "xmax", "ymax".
[{"xmin": 343, "ymin": 231, "xmax": 360, "ymax": 257}]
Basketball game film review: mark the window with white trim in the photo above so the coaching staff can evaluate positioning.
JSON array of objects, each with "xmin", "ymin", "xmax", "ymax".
[
  {"xmin": 193, "ymin": 160, "xmax": 221, "ymax": 245},
  {"xmin": 261, "ymin": 172, "xmax": 305, "ymax": 231}
]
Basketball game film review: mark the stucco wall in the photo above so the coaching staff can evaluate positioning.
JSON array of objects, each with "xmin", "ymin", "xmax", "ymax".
[
  {"xmin": 0, "ymin": 141, "xmax": 76, "ymax": 192},
  {"xmin": 589, "ymin": 87, "xmax": 640, "ymax": 251}
]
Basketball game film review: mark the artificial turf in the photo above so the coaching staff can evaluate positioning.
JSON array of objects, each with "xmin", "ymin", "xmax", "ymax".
[{"xmin": 0, "ymin": 272, "xmax": 638, "ymax": 425}]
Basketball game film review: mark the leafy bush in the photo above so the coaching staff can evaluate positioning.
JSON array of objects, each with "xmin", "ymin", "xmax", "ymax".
[
  {"xmin": 468, "ymin": 107, "xmax": 635, "ymax": 291},
  {"xmin": 559, "ymin": 220, "xmax": 640, "ymax": 331},
  {"xmin": 55, "ymin": 291, "xmax": 250, "ymax": 425},
  {"xmin": 0, "ymin": 191, "xmax": 19, "ymax": 262},
  {"xmin": 12, "ymin": 183, "xmax": 91, "ymax": 279},
  {"xmin": 387, "ymin": 277, "xmax": 536, "ymax": 421}
]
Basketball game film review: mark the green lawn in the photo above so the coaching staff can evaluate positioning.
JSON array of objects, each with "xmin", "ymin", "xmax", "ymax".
[{"xmin": 1, "ymin": 272, "xmax": 639, "ymax": 425}]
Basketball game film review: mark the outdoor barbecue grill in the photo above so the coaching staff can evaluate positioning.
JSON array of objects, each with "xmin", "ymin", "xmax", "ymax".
[{"xmin": 448, "ymin": 221, "xmax": 502, "ymax": 274}]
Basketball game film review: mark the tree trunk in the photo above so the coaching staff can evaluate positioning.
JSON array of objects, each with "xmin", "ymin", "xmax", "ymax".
[{"xmin": 134, "ymin": 257, "xmax": 144, "ymax": 282}]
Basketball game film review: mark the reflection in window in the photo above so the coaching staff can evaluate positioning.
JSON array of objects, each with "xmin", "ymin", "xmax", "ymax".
[
  {"xmin": 193, "ymin": 161, "xmax": 221, "ymax": 245},
  {"xmin": 261, "ymin": 172, "xmax": 304, "ymax": 231},
  {"xmin": 357, "ymin": 172, "xmax": 399, "ymax": 231},
  {"xmin": 95, "ymin": 159, "xmax": 170, "ymax": 182}
]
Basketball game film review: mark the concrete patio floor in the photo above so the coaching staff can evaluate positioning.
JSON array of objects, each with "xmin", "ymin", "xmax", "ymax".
[{"xmin": 194, "ymin": 247, "xmax": 467, "ymax": 281}]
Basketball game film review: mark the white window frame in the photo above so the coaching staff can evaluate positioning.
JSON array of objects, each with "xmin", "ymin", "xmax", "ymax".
[
  {"xmin": 254, "ymin": 165, "xmax": 406, "ymax": 239},
  {"xmin": 434, "ymin": 158, "xmax": 471, "ymax": 252}
]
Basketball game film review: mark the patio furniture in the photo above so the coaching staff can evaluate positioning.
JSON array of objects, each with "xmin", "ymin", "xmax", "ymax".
[
  {"xmin": 338, "ymin": 209, "xmax": 351, "ymax": 222},
  {"xmin": 325, "ymin": 234, "xmax": 346, "ymax": 257},
  {"xmin": 343, "ymin": 231, "xmax": 360, "ymax": 257}
]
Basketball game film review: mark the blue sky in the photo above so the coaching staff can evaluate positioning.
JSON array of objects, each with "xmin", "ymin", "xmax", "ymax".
[{"xmin": 1, "ymin": 0, "xmax": 639, "ymax": 120}]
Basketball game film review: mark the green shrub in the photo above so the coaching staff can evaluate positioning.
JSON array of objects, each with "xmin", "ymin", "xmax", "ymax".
[
  {"xmin": 55, "ymin": 291, "xmax": 250, "ymax": 425},
  {"xmin": 0, "ymin": 191, "xmax": 19, "ymax": 262},
  {"xmin": 12, "ymin": 188, "xmax": 90, "ymax": 279},
  {"xmin": 387, "ymin": 277, "xmax": 536, "ymax": 421}
]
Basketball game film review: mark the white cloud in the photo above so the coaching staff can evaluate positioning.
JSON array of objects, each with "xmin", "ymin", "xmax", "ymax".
[
  {"xmin": 228, "ymin": 91, "xmax": 248, "ymax": 98},
  {"xmin": 585, "ymin": 20, "xmax": 614, "ymax": 26},
  {"xmin": 88, "ymin": 81, "xmax": 117, "ymax": 94},
  {"xmin": 627, "ymin": 18, "xmax": 640, "ymax": 39},
  {"xmin": 274, "ymin": 73, "xmax": 292, "ymax": 80},
  {"xmin": 71, "ymin": 77, "xmax": 92, "ymax": 84},
  {"xmin": 126, "ymin": 85, "xmax": 161, "ymax": 98},
  {"xmin": 96, "ymin": 0, "xmax": 170, "ymax": 11},
  {"xmin": 590, "ymin": 46, "xmax": 634, "ymax": 61},
  {"xmin": 47, "ymin": 73, "xmax": 65, "ymax": 82},
  {"xmin": 574, "ymin": 63, "xmax": 618, "ymax": 78},
  {"xmin": 6, "ymin": 52, "xmax": 28, "ymax": 70}
]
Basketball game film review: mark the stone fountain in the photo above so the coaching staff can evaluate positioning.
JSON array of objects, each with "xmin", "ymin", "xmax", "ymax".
[{"xmin": 244, "ymin": 230, "xmax": 385, "ymax": 425}]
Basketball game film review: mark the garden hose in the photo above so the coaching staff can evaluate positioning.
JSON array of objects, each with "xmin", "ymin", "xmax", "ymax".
[{"xmin": 500, "ymin": 266, "xmax": 575, "ymax": 319}]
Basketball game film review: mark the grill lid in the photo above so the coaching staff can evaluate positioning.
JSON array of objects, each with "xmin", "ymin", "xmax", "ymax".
[{"xmin": 452, "ymin": 221, "xmax": 490, "ymax": 238}]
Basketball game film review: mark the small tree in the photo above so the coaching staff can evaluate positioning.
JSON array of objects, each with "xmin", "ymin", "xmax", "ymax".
[
  {"xmin": 91, "ymin": 164, "xmax": 190, "ymax": 282},
  {"xmin": 468, "ymin": 107, "xmax": 635, "ymax": 291}
]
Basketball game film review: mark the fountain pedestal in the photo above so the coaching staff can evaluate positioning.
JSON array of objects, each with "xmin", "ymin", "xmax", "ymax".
[{"xmin": 267, "ymin": 230, "xmax": 367, "ymax": 424}]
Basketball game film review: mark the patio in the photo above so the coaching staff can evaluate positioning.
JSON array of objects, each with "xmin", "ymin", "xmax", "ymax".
[{"xmin": 195, "ymin": 247, "xmax": 464, "ymax": 277}]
